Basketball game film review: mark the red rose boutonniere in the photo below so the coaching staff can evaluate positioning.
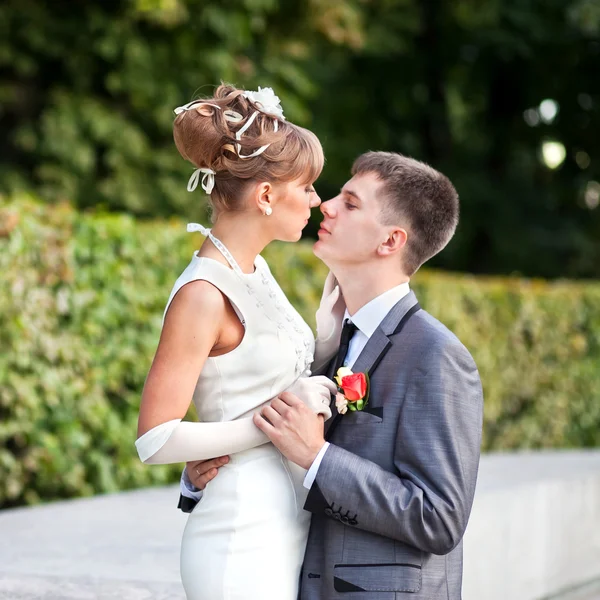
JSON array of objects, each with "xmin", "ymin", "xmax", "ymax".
[{"xmin": 334, "ymin": 367, "xmax": 370, "ymax": 414}]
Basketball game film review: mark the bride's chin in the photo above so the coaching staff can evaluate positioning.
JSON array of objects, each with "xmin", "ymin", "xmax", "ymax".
[{"xmin": 284, "ymin": 230, "xmax": 303, "ymax": 242}]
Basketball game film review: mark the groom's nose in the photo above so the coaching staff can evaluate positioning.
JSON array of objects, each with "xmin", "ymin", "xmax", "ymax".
[{"xmin": 320, "ymin": 199, "xmax": 334, "ymax": 217}]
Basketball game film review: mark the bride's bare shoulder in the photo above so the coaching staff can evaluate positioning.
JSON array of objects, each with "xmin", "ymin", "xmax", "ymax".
[{"xmin": 164, "ymin": 279, "xmax": 228, "ymax": 328}]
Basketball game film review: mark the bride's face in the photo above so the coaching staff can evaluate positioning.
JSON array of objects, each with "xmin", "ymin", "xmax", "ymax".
[{"xmin": 271, "ymin": 178, "xmax": 321, "ymax": 242}]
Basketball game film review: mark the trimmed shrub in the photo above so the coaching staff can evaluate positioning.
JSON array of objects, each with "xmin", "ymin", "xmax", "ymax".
[{"xmin": 1, "ymin": 197, "xmax": 599, "ymax": 507}]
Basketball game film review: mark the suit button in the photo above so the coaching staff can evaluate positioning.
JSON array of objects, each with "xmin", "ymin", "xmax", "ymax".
[
  {"xmin": 349, "ymin": 518, "xmax": 358, "ymax": 526},
  {"xmin": 341, "ymin": 516, "xmax": 349, "ymax": 524},
  {"xmin": 333, "ymin": 512, "xmax": 342, "ymax": 521},
  {"xmin": 324, "ymin": 508, "xmax": 333, "ymax": 517}
]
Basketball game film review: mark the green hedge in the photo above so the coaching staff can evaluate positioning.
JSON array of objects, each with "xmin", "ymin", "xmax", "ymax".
[{"xmin": 1, "ymin": 197, "xmax": 599, "ymax": 508}]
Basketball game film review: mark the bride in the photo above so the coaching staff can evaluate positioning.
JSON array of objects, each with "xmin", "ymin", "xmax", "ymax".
[{"xmin": 135, "ymin": 84, "xmax": 344, "ymax": 599}]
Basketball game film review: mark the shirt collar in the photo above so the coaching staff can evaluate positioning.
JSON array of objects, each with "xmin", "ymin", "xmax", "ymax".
[{"xmin": 343, "ymin": 282, "xmax": 411, "ymax": 339}]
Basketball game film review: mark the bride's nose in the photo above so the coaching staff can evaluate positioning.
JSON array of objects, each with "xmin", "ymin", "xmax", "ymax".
[{"xmin": 310, "ymin": 192, "xmax": 321, "ymax": 208}]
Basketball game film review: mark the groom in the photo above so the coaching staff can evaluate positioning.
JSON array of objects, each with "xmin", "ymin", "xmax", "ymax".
[{"xmin": 182, "ymin": 151, "xmax": 483, "ymax": 599}]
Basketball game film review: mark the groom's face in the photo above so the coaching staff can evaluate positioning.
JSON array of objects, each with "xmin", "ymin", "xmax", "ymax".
[{"xmin": 313, "ymin": 172, "xmax": 388, "ymax": 267}]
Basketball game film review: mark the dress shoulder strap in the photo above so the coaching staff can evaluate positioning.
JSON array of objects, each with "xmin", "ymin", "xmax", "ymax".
[
  {"xmin": 162, "ymin": 255, "xmax": 251, "ymax": 326},
  {"xmin": 186, "ymin": 223, "xmax": 245, "ymax": 276}
]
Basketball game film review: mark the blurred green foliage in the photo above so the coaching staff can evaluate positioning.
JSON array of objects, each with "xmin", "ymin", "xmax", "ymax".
[
  {"xmin": 1, "ymin": 0, "xmax": 599, "ymax": 277},
  {"xmin": 2, "ymin": 197, "xmax": 600, "ymax": 508}
]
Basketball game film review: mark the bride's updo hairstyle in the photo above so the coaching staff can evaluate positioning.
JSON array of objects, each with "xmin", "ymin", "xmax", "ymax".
[{"xmin": 173, "ymin": 84, "xmax": 324, "ymax": 216}]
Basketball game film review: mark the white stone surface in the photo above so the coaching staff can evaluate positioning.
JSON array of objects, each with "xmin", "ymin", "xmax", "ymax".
[
  {"xmin": 0, "ymin": 486, "xmax": 187, "ymax": 598},
  {"xmin": 463, "ymin": 450, "xmax": 600, "ymax": 600},
  {"xmin": 1, "ymin": 451, "xmax": 599, "ymax": 599}
]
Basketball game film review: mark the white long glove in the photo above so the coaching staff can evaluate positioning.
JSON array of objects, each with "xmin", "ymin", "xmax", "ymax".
[
  {"xmin": 286, "ymin": 375, "xmax": 336, "ymax": 421},
  {"xmin": 135, "ymin": 375, "xmax": 337, "ymax": 465},
  {"xmin": 313, "ymin": 271, "xmax": 346, "ymax": 372}
]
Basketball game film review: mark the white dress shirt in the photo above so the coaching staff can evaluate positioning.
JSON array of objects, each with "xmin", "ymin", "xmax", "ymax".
[
  {"xmin": 181, "ymin": 465, "xmax": 203, "ymax": 501},
  {"xmin": 302, "ymin": 282, "xmax": 410, "ymax": 489},
  {"xmin": 181, "ymin": 281, "xmax": 411, "ymax": 500}
]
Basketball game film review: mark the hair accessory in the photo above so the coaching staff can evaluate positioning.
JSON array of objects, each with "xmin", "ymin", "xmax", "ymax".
[
  {"xmin": 187, "ymin": 168, "xmax": 216, "ymax": 194},
  {"xmin": 242, "ymin": 87, "xmax": 285, "ymax": 120},
  {"xmin": 235, "ymin": 87, "xmax": 285, "ymax": 159},
  {"xmin": 265, "ymin": 207, "xmax": 273, "ymax": 216},
  {"xmin": 235, "ymin": 111, "xmax": 270, "ymax": 159},
  {"xmin": 174, "ymin": 87, "xmax": 285, "ymax": 189},
  {"xmin": 223, "ymin": 110, "xmax": 243, "ymax": 122},
  {"xmin": 174, "ymin": 101, "xmax": 221, "ymax": 115}
]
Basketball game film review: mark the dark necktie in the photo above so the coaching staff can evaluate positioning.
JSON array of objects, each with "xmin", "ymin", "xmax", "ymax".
[{"xmin": 332, "ymin": 319, "xmax": 358, "ymax": 376}]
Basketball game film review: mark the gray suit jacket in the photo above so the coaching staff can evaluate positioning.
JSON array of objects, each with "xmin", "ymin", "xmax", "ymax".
[{"xmin": 300, "ymin": 291, "xmax": 483, "ymax": 600}]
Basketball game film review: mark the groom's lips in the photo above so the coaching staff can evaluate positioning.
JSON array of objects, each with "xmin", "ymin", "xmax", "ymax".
[{"xmin": 318, "ymin": 224, "xmax": 331, "ymax": 235}]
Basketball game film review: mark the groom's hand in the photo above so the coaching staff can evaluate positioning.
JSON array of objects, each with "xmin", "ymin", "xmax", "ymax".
[
  {"xmin": 186, "ymin": 456, "xmax": 229, "ymax": 490},
  {"xmin": 253, "ymin": 392, "xmax": 325, "ymax": 470}
]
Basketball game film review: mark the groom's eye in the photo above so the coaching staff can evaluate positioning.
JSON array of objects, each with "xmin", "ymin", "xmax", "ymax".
[{"xmin": 345, "ymin": 203, "xmax": 356, "ymax": 210}]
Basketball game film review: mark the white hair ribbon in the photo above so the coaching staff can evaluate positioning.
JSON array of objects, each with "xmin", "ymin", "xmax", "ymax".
[
  {"xmin": 174, "ymin": 101, "xmax": 221, "ymax": 115},
  {"xmin": 187, "ymin": 168, "xmax": 216, "ymax": 194},
  {"xmin": 233, "ymin": 87, "xmax": 284, "ymax": 159},
  {"xmin": 235, "ymin": 111, "xmax": 271, "ymax": 159},
  {"xmin": 224, "ymin": 110, "xmax": 243, "ymax": 123}
]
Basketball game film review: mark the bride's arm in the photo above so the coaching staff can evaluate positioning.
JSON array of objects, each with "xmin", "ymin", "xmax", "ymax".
[
  {"xmin": 136, "ymin": 280, "xmax": 334, "ymax": 465},
  {"xmin": 136, "ymin": 280, "xmax": 270, "ymax": 465},
  {"xmin": 136, "ymin": 417, "xmax": 269, "ymax": 465}
]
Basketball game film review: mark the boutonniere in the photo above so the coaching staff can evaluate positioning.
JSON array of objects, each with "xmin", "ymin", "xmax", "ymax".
[{"xmin": 334, "ymin": 367, "xmax": 370, "ymax": 414}]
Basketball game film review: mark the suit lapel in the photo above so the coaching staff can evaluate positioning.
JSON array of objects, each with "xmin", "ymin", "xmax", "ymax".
[
  {"xmin": 350, "ymin": 289, "xmax": 420, "ymax": 384},
  {"xmin": 324, "ymin": 356, "xmax": 340, "ymax": 435},
  {"xmin": 325, "ymin": 291, "xmax": 420, "ymax": 440},
  {"xmin": 326, "ymin": 355, "xmax": 338, "ymax": 380},
  {"xmin": 347, "ymin": 331, "xmax": 391, "ymax": 391}
]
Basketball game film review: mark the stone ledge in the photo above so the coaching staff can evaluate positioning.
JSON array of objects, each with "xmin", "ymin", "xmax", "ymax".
[
  {"xmin": 0, "ymin": 486, "xmax": 187, "ymax": 599},
  {"xmin": 0, "ymin": 575, "xmax": 183, "ymax": 600},
  {"xmin": 463, "ymin": 450, "xmax": 600, "ymax": 600},
  {"xmin": 2, "ymin": 450, "xmax": 599, "ymax": 599}
]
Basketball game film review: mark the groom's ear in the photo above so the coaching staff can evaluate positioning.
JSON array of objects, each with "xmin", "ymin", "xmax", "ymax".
[{"xmin": 377, "ymin": 228, "xmax": 408, "ymax": 257}]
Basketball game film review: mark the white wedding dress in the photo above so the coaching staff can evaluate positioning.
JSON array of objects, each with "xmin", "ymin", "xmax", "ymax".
[{"xmin": 169, "ymin": 225, "xmax": 315, "ymax": 599}]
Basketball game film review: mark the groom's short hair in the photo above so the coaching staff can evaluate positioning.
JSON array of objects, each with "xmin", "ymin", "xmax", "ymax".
[{"xmin": 352, "ymin": 152, "xmax": 459, "ymax": 276}]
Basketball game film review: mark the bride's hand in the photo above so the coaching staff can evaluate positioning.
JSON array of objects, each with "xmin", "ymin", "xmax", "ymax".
[
  {"xmin": 313, "ymin": 271, "xmax": 346, "ymax": 371},
  {"xmin": 283, "ymin": 375, "xmax": 336, "ymax": 421}
]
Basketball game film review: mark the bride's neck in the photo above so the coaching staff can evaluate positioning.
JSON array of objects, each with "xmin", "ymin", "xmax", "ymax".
[{"xmin": 206, "ymin": 214, "xmax": 271, "ymax": 274}]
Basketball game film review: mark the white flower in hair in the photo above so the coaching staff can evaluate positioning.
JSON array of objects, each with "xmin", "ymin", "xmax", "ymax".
[{"xmin": 242, "ymin": 87, "xmax": 285, "ymax": 120}]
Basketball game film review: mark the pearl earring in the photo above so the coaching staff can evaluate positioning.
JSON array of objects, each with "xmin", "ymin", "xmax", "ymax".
[{"xmin": 265, "ymin": 207, "xmax": 273, "ymax": 216}]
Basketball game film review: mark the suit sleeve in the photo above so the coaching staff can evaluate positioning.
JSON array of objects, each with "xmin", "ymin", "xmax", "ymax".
[{"xmin": 303, "ymin": 341, "xmax": 483, "ymax": 555}]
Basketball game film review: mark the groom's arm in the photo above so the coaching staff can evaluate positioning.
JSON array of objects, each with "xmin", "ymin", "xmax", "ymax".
[
  {"xmin": 178, "ymin": 467, "xmax": 203, "ymax": 513},
  {"xmin": 304, "ymin": 341, "xmax": 483, "ymax": 555},
  {"xmin": 177, "ymin": 457, "xmax": 229, "ymax": 512}
]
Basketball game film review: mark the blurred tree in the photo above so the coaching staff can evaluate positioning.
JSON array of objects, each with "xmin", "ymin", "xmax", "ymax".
[
  {"xmin": 307, "ymin": 0, "xmax": 600, "ymax": 278},
  {"xmin": 0, "ymin": 0, "xmax": 599, "ymax": 277},
  {"xmin": 0, "ymin": 0, "xmax": 335, "ymax": 218}
]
